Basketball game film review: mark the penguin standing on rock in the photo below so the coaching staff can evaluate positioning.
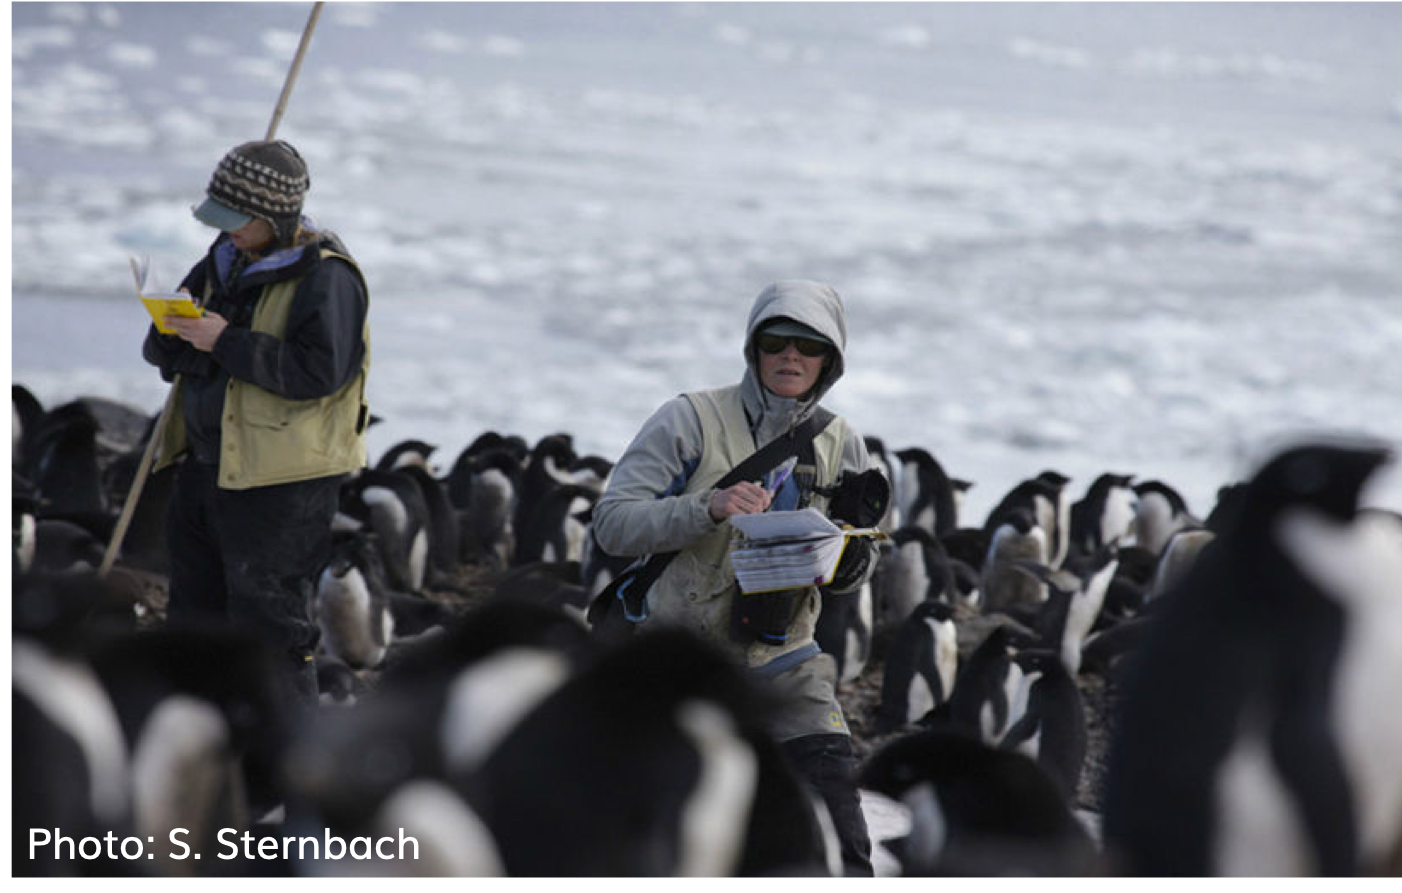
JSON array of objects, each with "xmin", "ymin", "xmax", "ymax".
[
  {"xmin": 1019, "ymin": 544, "xmax": 1119, "ymax": 675},
  {"xmin": 1104, "ymin": 440, "xmax": 1402, "ymax": 876},
  {"xmin": 1000, "ymin": 648, "xmax": 1087, "ymax": 803},
  {"xmin": 1131, "ymin": 479, "xmax": 1199, "ymax": 556},
  {"xmin": 340, "ymin": 469, "xmax": 432, "ymax": 593},
  {"xmin": 984, "ymin": 473, "xmax": 1069, "ymax": 570},
  {"xmin": 875, "ymin": 599, "xmax": 959, "ymax": 733},
  {"xmin": 943, "ymin": 625, "xmax": 1025, "ymax": 746},
  {"xmin": 1068, "ymin": 472, "xmax": 1136, "ymax": 562},
  {"xmin": 873, "ymin": 527, "xmax": 955, "ymax": 642},
  {"xmin": 893, "ymin": 447, "xmax": 959, "ymax": 537},
  {"xmin": 981, "ymin": 508, "xmax": 1048, "ymax": 614},
  {"xmin": 315, "ymin": 531, "xmax": 395, "ymax": 671},
  {"xmin": 450, "ymin": 447, "xmax": 521, "ymax": 570},
  {"xmin": 814, "ymin": 578, "xmax": 874, "ymax": 684}
]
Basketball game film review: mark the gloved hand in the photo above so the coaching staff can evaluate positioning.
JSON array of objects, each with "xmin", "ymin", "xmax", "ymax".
[
  {"xmin": 826, "ymin": 469, "xmax": 890, "ymax": 530},
  {"xmin": 828, "ymin": 535, "xmax": 873, "ymax": 592}
]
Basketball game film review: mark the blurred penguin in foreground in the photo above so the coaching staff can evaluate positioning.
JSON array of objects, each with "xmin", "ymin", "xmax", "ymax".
[{"xmin": 1104, "ymin": 439, "xmax": 1402, "ymax": 875}]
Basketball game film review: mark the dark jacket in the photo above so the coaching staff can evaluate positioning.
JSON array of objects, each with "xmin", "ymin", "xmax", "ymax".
[{"xmin": 143, "ymin": 226, "xmax": 368, "ymax": 465}]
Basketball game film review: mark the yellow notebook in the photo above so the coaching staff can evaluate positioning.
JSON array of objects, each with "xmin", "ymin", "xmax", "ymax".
[{"xmin": 130, "ymin": 255, "xmax": 203, "ymax": 334}]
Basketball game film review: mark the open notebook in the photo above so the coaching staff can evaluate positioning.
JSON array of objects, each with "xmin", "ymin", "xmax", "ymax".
[{"xmin": 729, "ymin": 507, "xmax": 883, "ymax": 594}]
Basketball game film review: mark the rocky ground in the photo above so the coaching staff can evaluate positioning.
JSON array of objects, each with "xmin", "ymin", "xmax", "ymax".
[{"xmin": 838, "ymin": 639, "xmax": 1118, "ymax": 816}]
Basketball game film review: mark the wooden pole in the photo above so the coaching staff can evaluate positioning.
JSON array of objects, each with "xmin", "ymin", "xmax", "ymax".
[
  {"xmin": 99, "ymin": 2, "xmax": 327, "ymax": 578},
  {"xmin": 266, "ymin": 2, "xmax": 325, "ymax": 141}
]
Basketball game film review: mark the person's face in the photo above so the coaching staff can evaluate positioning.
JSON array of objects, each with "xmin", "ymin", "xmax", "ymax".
[
  {"xmin": 756, "ymin": 333, "xmax": 830, "ymax": 399},
  {"xmin": 229, "ymin": 217, "xmax": 275, "ymax": 251}
]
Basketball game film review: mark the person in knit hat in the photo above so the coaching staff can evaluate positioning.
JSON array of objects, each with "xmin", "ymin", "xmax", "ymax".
[
  {"xmin": 142, "ymin": 139, "xmax": 371, "ymax": 707},
  {"xmin": 193, "ymin": 139, "xmax": 310, "ymax": 248}
]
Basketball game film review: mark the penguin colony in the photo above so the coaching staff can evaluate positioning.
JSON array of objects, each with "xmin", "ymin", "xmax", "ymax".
[{"xmin": 13, "ymin": 383, "xmax": 1402, "ymax": 877}]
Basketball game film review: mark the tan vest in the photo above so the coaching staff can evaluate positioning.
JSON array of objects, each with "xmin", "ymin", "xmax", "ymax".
[
  {"xmin": 155, "ymin": 248, "xmax": 370, "ymax": 489},
  {"xmin": 645, "ymin": 385, "xmax": 849, "ymax": 668}
]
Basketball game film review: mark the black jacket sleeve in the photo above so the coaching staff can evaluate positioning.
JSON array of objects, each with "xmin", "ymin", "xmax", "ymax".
[{"xmin": 209, "ymin": 257, "xmax": 367, "ymax": 401}]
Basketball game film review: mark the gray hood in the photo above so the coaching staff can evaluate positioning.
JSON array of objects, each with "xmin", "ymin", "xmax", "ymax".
[{"xmin": 740, "ymin": 280, "xmax": 849, "ymax": 442}]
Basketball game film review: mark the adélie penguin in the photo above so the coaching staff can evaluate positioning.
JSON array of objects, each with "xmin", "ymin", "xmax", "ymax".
[
  {"xmin": 875, "ymin": 599, "xmax": 959, "ymax": 733},
  {"xmin": 1103, "ymin": 440, "xmax": 1401, "ymax": 876}
]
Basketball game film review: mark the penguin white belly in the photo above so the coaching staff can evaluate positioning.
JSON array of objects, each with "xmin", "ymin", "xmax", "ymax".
[
  {"xmin": 933, "ymin": 618, "xmax": 958, "ymax": 704},
  {"xmin": 440, "ymin": 648, "xmax": 571, "ymax": 773},
  {"xmin": 12, "ymin": 639, "xmax": 129, "ymax": 824},
  {"xmin": 132, "ymin": 696, "xmax": 234, "ymax": 872},
  {"xmin": 1280, "ymin": 509, "xmax": 1402, "ymax": 866},
  {"xmin": 1214, "ymin": 728, "xmax": 1312, "ymax": 875},
  {"xmin": 673, "ymin": 699, "xmax": 758, "ymax": 876}
]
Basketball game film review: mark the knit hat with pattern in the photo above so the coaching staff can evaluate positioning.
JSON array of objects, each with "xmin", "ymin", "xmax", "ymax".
[{"xmin": 193, "ymin": 140, "xmax": 309, "ymax": 244}]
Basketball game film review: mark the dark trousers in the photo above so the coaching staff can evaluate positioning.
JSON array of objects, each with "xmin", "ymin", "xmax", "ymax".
[
  {"xmin": 782, "ymin": 733, "xmax": 874, "ymax": 877},
  {"xmin": 165, "ymin": 461, "xmax": 340, "ymax": 665}
]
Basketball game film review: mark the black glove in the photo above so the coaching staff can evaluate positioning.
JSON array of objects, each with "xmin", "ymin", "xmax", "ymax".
[
  {"xmin": 828, "ymin": 535, "xmax": 873, "ymax": 592},
  {"xmin": 826, "ymin": 468, "xmax": 890, "ymax": 530}
]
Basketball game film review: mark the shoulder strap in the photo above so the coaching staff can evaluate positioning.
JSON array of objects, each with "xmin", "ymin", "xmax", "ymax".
[{"xmin": 606, "ymin": 408, "xmax": 836, "ymax": 623}]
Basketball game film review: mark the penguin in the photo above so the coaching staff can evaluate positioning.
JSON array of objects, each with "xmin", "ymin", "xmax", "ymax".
[
  {"xmin": 1067, "ymin": 472, "xmax": 1136, "ymax": 562},
  {"xmin": 814, "ymin": 577, "xmax": 874, "ymax": 684},
  {"xmin": 1286, "ymin": 504, "xmax": 1402, "ymax": 875},
  {"xmin": 26, "ymin": 400, "xmax": 107, "ymax": 515},
  {"xmin": 1103, "ymin": 440, "xmax": 1398, "ymax": 876},
  {"xmin": 863, "ymin": 435, "xmax": 904, "ymax": 530},
  {"xmin": 1000, "ymin": 649, "xmax": 1087, "ymax": 803},
  {"xmin": 514, "ymin": 482, "xmax": 598, "ymax": 566},
  {"xmin": 376, "ymin": 438, "xmax": 438, "ymax": 472},
  {"xmin": 876, "ymin": 599, "xmax": 960, "ymax": 733},
  {"xmin": 397, "ymin": 463, "xmax": 464, "ymax": 589},
  {"xmin": 1148, "ymin": 527, "xmax": 1216, "ymax": 601},
  {"xmin": 12, "ymin": 635, "xmax": 135, "ymax": 876},
  {"xmin": 1087, "ymin": 543, "xmax": 1156, "ymax": 629},
  {"xmin": 83, "ymin": 622, "xmax": 298, "ymax": 874},
  {"xmin": 450, "ymin": 446, "xmax": 521, "ymax": 570},
  {"xmin": 1020, "ymin": 543, "xmax": 1119, "ymax": 675},
  {"xmin": 342, "ymin": 468, "xmax": 432, "ymax": 593},
  {"xmin": 981, "ymin": 508, "xmax": 1049, "ymax": 614},
  {"xmin": 984, "ymin": 472, "xmax": 1070, "ymax": 569},
  {"xmin": 315, "ymin": 531, "xmax": 395, "ymax": 671},
  {"xmin": 567, "ymin": 453, "xmax": 614, "ymax": 495},
  {"xmin": 28, "ymin": 516, "xmax": 109, "ymax": 574},
  {"xmin": 464, "ymin": 627, "xmax": 832, "ymax": 876},
  {"xmin": 946, "ymin": 557, "xmax": 983, "ymax": 610},
  {"xmin": 579, "ymin": 526, "xmax": 635, "ymax": 598},
  {"xmin": 285, "ymin": 600, "xmax": 595, "ymax": 868},
  {"xmin": 873, "ymin": 526, "xmax": 956, "ymax": 642},
  {"xmin": 12, "ymin": 382, "xmax": 46, "ymax": 471},
  {"xmin": 893, "ymin": 447, "xmax": 959, "ymax": 536},
  {"xmin": 858, "ymin": 727, "xmax": 1098, "ymax": 876},
  {"xmin": 943, "ymin": 625, "xmax": 1024, "ymax": 746},
  {"xmin": 1132, "ymin": 479, "xmax": 1199, "ymax": 556},
  {"xmin": 512, "ymin": 433, "xmax": 579, "ymax": 550},
  {"xmin": 316, "ymin": 656, "xmax": 367, "ymax": 708}
]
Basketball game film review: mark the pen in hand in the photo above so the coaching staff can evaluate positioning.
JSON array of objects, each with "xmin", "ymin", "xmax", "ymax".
[{"xmin": 764, "ymin": 456, "xmax": 798, "ymax": 499}]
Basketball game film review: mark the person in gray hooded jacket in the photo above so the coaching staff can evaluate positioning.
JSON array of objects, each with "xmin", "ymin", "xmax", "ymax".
[{"xmin": 592, "ymin": 279, "xmax": 882, "ymax": 875}]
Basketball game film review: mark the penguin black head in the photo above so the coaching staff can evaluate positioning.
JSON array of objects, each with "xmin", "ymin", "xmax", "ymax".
[
  {"xmin": 1000, "ymin": 507, "xmax": 1038, "ymax": 537},
  {"xmin": 1240, "ymin": 441, "xmax": 1392, "ymax": 529}
]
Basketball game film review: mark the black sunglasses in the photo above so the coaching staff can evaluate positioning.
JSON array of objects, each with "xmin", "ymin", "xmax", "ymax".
[{"xmin": 756, "ymin": 332, "xmax": 830, "ymax": 358}]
